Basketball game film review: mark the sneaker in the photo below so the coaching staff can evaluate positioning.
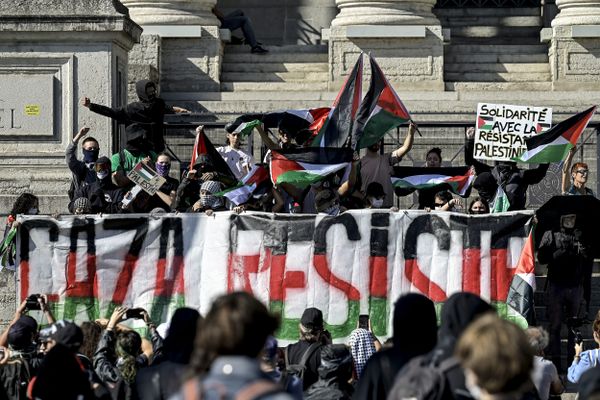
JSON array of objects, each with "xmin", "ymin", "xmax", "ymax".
[{"xmin": 251, "ymin": 45, "xmax": 268, "ymax": 54}]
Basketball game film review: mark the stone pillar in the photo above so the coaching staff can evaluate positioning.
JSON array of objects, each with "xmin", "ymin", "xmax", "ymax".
[
  {"xmin": 0, "ymin": 0, "xmax": 141, "ymax": 214},
  {"xmin": 121, "ymin": 0, "xmax": 223, "ymax": 105},
  {"xmin": 548, "ymin": 0, "xmax": 600, "ymax": 89},
  {"xmin": 328, "ymin": 0, "xmax": 444, "ymax": 91}
]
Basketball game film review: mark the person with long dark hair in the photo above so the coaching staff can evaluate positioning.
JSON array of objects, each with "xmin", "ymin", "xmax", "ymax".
[{"xmin": 1, "ymin": 193, "xmax": 39, "ymax": 271}]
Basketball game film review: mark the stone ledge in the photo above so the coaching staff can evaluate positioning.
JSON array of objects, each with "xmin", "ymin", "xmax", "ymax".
[
  {"xmin": 571, "ymin": 25, "xmax": 600, "ymax": 38},
  {"xmin": 343, "ymin": 25, "xmax": 427, "ymax": 38},
  {"xmin": 141, "ymin": 24, "xmax": 203, "ymax": 38}
]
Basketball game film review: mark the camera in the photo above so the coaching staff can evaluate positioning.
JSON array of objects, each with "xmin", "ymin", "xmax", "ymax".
[
  {"xmin": 567, "ymin": 317, "xmax": 590, "ymax": 345},
  {"xmin": 25, "ymin": 294, "xmax": 42, "ymax": 311}
]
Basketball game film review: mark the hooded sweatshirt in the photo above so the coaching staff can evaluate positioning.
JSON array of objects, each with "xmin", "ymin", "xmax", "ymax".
[{"xmin": 88, "ymin": 80, "xmax": 175, "ymax": 152}]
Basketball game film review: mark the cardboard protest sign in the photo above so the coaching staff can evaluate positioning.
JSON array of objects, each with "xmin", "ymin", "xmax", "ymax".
[
  {"xmin": 475, "ymin": 103, "xmax": 552, "ymax": 161},
  {"xmin": 127, "ymin": 162, "xmax": 166, "ymax": 195},
  {"xmin": 16, "ymin": 211, "xmax": 534, "ymax": 343}
]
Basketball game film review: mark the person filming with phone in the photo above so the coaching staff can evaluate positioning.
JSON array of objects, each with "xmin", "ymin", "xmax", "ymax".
[
  {"xmin": 94, "ymin": 306, "xmax": 162, "ymax": 399},
  {"xmin": 0, "ymin": 294, "xmax": 55, "ymax": 399}
]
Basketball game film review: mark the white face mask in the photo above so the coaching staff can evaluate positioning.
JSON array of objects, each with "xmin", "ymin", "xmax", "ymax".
[
  {"xmin": 371, "ymin": 198, "xmax": 384, "ymax": 208},
  {"xmin": 96, "ymin": 171, "xmax": 109, "ymax": 180},
  {"xmin": 28, "ymin": 208, "xmax": 39, "ymax": 215}
]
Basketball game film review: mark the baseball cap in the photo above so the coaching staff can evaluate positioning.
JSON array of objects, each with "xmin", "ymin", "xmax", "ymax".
[
  {"xmin": 7, "ymin": 315, "xmax": 38, "ymax": 350},
  {"xmin": 300, "ymin": 307, "xmax": 324, "ymax": 331}
]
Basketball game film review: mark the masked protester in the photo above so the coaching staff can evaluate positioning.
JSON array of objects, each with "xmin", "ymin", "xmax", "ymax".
[
  {"xmin": 66, "ymin": 126, "xmax": 100, "ymax": 201},
  {"xmin": 315, "ymin": 189, "xmax": 344, "ymax": 216},
  {"xmin": 189, "ymin": 180, "xmax": 225, "ymax": 214},
  {"xmin": 145, "ymin": 153, "xmax": 179, "ymax": 212},
  {"xmin": 110, "ymin": 123, "xmax": 158, "ymax": 188},
  {"xmin": 365, "ymin": 182, "xmax": 386, "ymax": 209},
  {"xmin": 538, "ymin": 214, "xmax": 592, "ymax": 372},
  {"xmin": 81, "ymin": 80, "xmax": 189, "ymax": 153},
  {"xmin": 68, "ymin": 157, "xmax": 125, "ymax": 214},
  {"xmin": 468, "ymin": 197, "xmax": 490, "ymax": 215}
]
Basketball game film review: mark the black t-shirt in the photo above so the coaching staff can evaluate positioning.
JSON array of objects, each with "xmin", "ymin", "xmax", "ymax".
[{"xmin": 286, "ymin": 340, "xmax": 322, "ymax": 391}]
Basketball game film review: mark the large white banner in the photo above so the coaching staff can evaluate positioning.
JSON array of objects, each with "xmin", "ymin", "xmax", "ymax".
[
  {"xmin": 16, "ymin": 211, "xmax": 533, "ymax": 342},
  {"xmin": 475, "ymin": 103, "xmax": 552, "ymax": 161}
]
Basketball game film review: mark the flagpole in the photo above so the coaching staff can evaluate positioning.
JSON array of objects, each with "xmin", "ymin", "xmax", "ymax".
[{"xmin": 409, "ymin": 119, "xmax": 423, "ymax": 137}]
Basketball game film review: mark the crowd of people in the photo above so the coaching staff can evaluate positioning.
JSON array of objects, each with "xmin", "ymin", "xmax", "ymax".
[{"xmin": 0, "ymin": 291, "xmax": 599, "ymax": 399}]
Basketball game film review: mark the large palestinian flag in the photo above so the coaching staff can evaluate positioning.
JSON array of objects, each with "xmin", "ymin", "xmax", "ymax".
[
  {"xmin": 270, "ymin": 147, "xmax": 353, "ymax": 189},
  {"xmin": 514, "ymin": 106, "xmax": 596, "ymax": 163},
  {"xmin": 351, "ymin": 54, "xmax": 412, "ymax": 150},
  {"xmin": 391, "ymin": 166, "xmax": 475, "ymax": 197},
  {"xmin": 312, "ymin": 55, "xmax": 363, "ymax": 148},
  {"xmin": 216, "ymin": 165, "xmax": 270, "ymax": 206}
]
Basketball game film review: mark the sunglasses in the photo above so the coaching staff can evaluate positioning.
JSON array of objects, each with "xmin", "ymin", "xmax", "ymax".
[
  {"xmin": 434, "ymin": 202, "xmax": 446, "ymax": 207},
  {"xmin": 576, "ymin": 169, "xmax": 589, "ymax": 175}
]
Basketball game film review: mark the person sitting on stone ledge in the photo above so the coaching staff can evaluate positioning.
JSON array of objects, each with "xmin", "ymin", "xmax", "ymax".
[
  {"xmin": 66, "ymin": 126, "xmax": 100, "ymax": 201},
  {"xmin": 212, "ymin": 7, "xmax": 268, "ymax": 54},
  {"xmin": 81, "ymin": 79, "xmax": 189, "ymax": 153},
  {"xmin": 561, "ymin": 146, "xmax": 595, "ymax": 196}
]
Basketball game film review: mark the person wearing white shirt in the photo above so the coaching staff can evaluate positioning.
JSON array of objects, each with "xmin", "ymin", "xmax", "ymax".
[{"xmin": 217, "ymin": 127, "xmax": 254, "ymax": 180}]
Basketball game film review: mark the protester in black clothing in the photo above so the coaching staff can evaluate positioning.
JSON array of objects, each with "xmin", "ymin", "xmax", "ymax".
[
  {"xmin": 305, "ymin": 344, "xmax": 354, "ymax": 400},
  {"xmin": 94, "ymin": 307, "xmax": 162, "ymax": 400},
  {"xmin": 134, "ymin": 307, "xmax": 200, "ymax": 400},
  {"xmin": 388, "ymin": 292, "xmax": 496, "ymax": 400},
  {"xmin": 146, "ymin": 153, "xmax": 179, "ymax": 212},
  {"xmin": 468, "ymin": 197, "xmax": 490, "ymax": 215},
  {"xmin": 212, "ymin": 7, "xmax": 268, "ymax": 54},
  {"xmin": 68, "ymin": 157, "xmax": 125, "ymax": 214},
  {"xmin": 465, "ymin": 127, "xmax": 549, "ymax": 210},
  {"xmin": 1, "ymin": 193, "xmax": 39, "ymax": 271},
  {"xmin": 28, "ymin": 343, "xmax": 96, "ymax": 400},
  {"xmin": 354, "ymin": 293, "xmax": 437, "ymax": 400},
  {"xmin": 537, "ymin": 213, "xmax": 591, "ymax": 372},
  {"xmin": 81, "ymin": 80, "xmax": 189, "ymax": 152},
  {"xmin": 66, "ymin": 126, "xmax": 99, "ymax": 200},
  {"xmin": 286, "ymin": 308, "xmax": 327, "ymax": 391}
]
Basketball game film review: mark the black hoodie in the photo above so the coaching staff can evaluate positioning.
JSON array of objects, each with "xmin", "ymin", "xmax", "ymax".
[{"xmin": 88, "ymin": 80, "xmax": 174, "ymax": 152}]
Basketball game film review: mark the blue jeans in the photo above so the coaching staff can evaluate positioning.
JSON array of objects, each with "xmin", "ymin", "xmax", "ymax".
[{"xmin": 220, "ymin": 10, "xmax": 258, "ymax": 48}]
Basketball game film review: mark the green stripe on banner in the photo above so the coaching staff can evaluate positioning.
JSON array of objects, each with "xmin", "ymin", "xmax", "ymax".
[
  {"xmin": 493, "ymin": 302, "xmax": 528, "ymax": 329},
  {"xmin": 150, "ymin": 295, "xmax": 186, "ymax": 325},
  {"xmin": 270, "ymin": 300, "xmax": 361, "ymax": 340},
  {"xmin": 62, "ymin": 297, "xmax": 100, "ymax": 322},
  {"xmin": 276, "ymin": 170, "xmax": 329, "ymax": 189},
  {"xmin": 368, "ymin": 297, "xmax": 388, "ymax": 336},
  {"xmin": 359, "ymin": 108, "xmax": 408, "ymax": 148}
]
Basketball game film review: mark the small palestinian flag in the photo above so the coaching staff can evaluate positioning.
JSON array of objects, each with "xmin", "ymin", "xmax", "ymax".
[
  {"xmin": 216, "ymin": 165, "xmax": 270, "ymax": 206},
  {"xmin": 133, "ymin": 162, "xmax": 157, "ymax": 181},
  {"xmin": 514, "ymin": 106, "xmax": 596, "ymax": 163},
  {"xmin": 270, "ymin": 147, "xmax": 353, "ymax": 189},
  {"xmin": 491, "ymin": 186, "xmax": 510, "ymax": 213},
  {"xmin": 506, "ymin": 229, "xmax": 536, "ymax": 325},
  {"xmin": 391, "ymin": 166, "xmax": 475, "ymax": 197},
  {"xmin": 312, "ymin": 54, "xmax": 363, "ymax": 148},
  {"xmin": 477, "ymin": 115, "xmax": 494, "ymax": 131},
  {"xmin": 262, "ymin": 108, "xmax": 331, "ymax": 137},
  {"xmin": 351, "ymin": 54, "xmax": 412, "ymax": 150},
  {"xmin": 232, "ymin": 119, "xmax": 261, "ymax": 137}
]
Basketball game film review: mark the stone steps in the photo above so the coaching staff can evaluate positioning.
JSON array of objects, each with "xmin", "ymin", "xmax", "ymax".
[
  {"xmin": 220, "ymin": 81, "xmax": 329, "ymax": 92},
  {"xmin": 445, "ymin": 62, "xmax": 550, "ymax": 73},
  {"xmin": 450, "ymin": 25, "xmax": 541, "ymax": 38},
  {"xmin": 445, "ymin": 81, "xmax": 553, "ymax": 91},
  {"xmin": 445, "ymin": 53, "xmax": 549, "ymax": 64},
  {"xmin": 434, "ymin": 7, "xmax": 541, "ymax": 17},
  {"xmin": 221, "ymin": 71, "xmax": 329, "ymax": 83},
  {"xmin": 447, "ymin": 43, "xmax": 548, "ymax": 54},
  {"xmin": 222, "ymin": 62, "xmax": 328, "ymax": 73},
  {"xmin": 436, "ymin": 15, "xmax": 542, "ymax": 27},
  {"xmin": 445, "ymin": 71, "xmax": 551, "ymax": 82},
  {"xmin": 224, "ymin": 44, "xmax": 328, "ymax": 54},
  {"xmin": 222, "ymin": 51, "xmax": 328, "ymax": 64}
]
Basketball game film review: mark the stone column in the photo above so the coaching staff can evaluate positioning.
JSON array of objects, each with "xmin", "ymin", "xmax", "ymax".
[
  {"xmin": 328, "ymin": 0, "xmax": 444, "ymax": 91},
  {"xmin": 548, "ymin": 0, "xmax": 600, "ymax": 89},
  {"xmin": 0, "ymin": 0, "xmax": 141, "ymax": 214},
  {"xmin": 122, "ymin": 0, "xmax": 222, "ymax": 104}
]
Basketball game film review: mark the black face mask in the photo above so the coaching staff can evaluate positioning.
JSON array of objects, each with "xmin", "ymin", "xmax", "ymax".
[{"xmin": 83, "ymin": 148, "xmax": 99, "ymax": 163}]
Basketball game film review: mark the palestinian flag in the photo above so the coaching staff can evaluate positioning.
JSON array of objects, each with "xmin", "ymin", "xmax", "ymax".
[
  {"xmin": 133, "ymin": 162, "xmax": 157, "ymax": 181},
  {"xmin": 506, "ymin": 229, "xmax": 536, "ymax": 325},
  {"xmin": 189, "ymin": 129, "xmax": 236, "ymax": 179},
  {"xmin": 351, "ymin": 54, "xmax": 412, "ymax": 150},
  {"xmin": 312, "ymin": 54, "xmax": 363, "ymax": 148},
  {"xmin": 491, "ymin": 186, "xmax": 510, "ymax": 213},
  {"xmin": 216, "ymin": 165, "xmax": 270, "ymax": 206},
  {"xmin": 477, "ymin": 115, "xmax": 494, "ymax": 131},
  {"xmin": 391, "ymin": 166, "xmax": 475, "ymax": 197},
  {"xmin": 270, "ymin": 147, "xmax": 353, "ymax": 189},
  {"xmin": 232, "ymin": 119, "xmax": 262, "ymax": 137},
  {"xmin": 227, "ymin": 113, "xmax": 265, "ymax": 137},
  {"xmin": 262, "ymin": 108, "xmax": 331, "ymax": 138},
  {"xmin": 514, "ymin": 106, "xmax": 596, "ymax": 163}
]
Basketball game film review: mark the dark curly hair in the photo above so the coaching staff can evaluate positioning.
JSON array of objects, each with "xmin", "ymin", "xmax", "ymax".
[
  {"xmin": 9, "ymin": 193, "xmax": 39, "ymax": 218},
  {"xmin": 79, "ymin": 321, "xmax": 102, "ymax": 361}
]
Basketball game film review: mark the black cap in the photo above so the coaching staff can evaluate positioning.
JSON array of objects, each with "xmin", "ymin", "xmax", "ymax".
[
  {"xmin": 366, "ymin": 182, "xmax": 385, "ymax": 198},
  {"xmin": 300, "ymin": 307, "xmax": 324, "ymax": 330},
  {"xmin": 50, "ymin": 320, "xmax": 83, "ymax": 351},
  {"xmin": 7, "ymin": 315, "xmax": 37, "ymax": 350}
]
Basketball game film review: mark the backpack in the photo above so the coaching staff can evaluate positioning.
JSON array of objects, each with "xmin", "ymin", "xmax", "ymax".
[
  {"xmin": 387, "ymin": 350, "xmax": 461, "ymax": 400},
  {"xmin": 282, "ymin": 342, "xmax": 321, "ymax": 384},
  {"xmin": 183, "ymin": 378, "xmax": 282, "ymax": 400}
]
